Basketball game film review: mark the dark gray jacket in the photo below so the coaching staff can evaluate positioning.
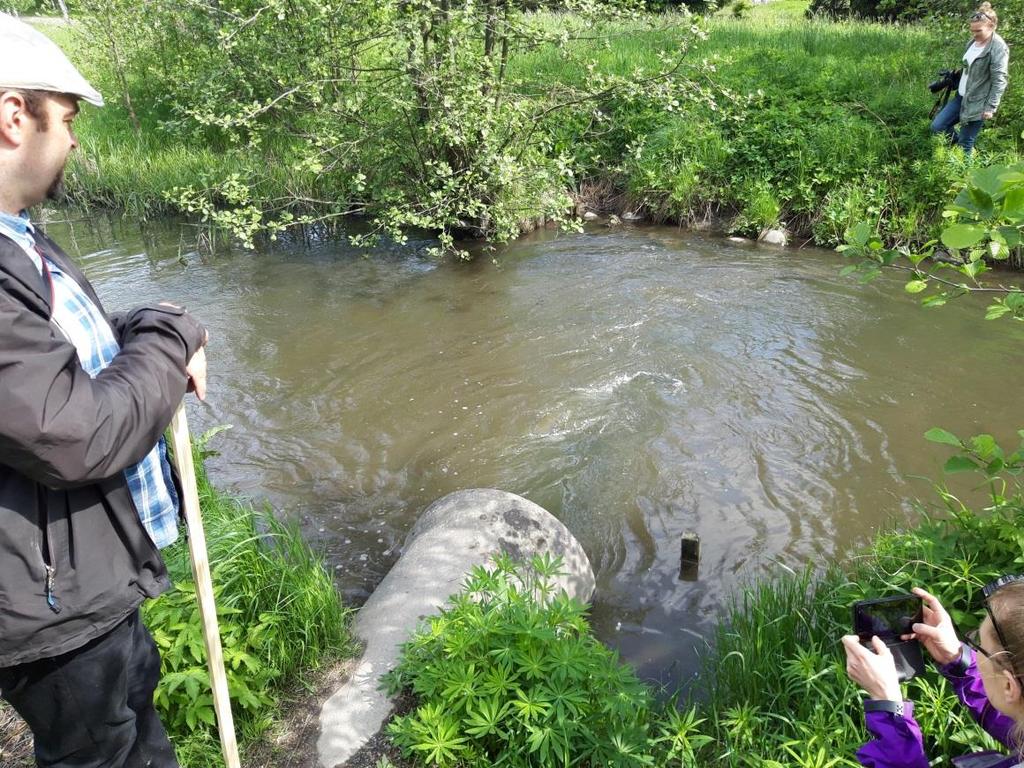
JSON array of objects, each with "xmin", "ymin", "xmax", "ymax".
[
  {"xmin": 961, "ymin": 32, "xmax": 1010, "ymax": 123},
  {"xmin": 0, "ymin": 230, "xmax": 205, "ymax": 667}
]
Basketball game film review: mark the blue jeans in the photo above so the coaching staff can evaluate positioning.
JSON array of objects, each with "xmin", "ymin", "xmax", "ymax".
[{"xmin": 930, "ymin": 94, "xmax": 985, "ymax": 153}]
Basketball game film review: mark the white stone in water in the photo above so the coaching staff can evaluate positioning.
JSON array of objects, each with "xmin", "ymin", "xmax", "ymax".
[
  {"xmin": 583, "ymin": 211, "xmax": 600, "ymax": 221},
  {"xmin": 621, "ymin": 211, "xmax": 643, "ymax": 222},
  {"xmin": 758, "ymin": 228, "xmax": 788, "ymax": 247},
  {"xmin": 317, "ymin": 489, "xmax": 595, "ymax": 768}
]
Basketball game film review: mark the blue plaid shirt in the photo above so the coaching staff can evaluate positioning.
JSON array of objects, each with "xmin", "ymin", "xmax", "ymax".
[{"xmin": 0, "ymin": 211, "xmax": 180, "ymax": 549}]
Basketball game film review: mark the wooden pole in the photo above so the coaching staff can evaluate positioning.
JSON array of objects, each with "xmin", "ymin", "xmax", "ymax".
[{"xmin": 168, "ymin": 405, "xmax": 241, "ymax": 768}]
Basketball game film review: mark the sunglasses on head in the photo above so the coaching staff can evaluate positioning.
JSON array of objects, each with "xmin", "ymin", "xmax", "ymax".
[{"xmin": 971, "ymin": 10, "xmax": 994, "ymax": 21}]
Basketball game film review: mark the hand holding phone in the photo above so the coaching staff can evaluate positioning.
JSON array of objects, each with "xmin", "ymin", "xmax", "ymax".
[
  {"xmin": 905, "ymin": 587, "xmax": 962, "ymax": 667},
  {"xmin": 841, "ymin": 635, "xmax": 903, "ymax": 701}
]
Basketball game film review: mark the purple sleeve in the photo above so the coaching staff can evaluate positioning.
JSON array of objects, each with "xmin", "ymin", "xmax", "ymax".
[
  {"xmin": 940, "ymin": 645, "xmax": 1016, "ymax": 748},
  {"xmin": 856, "ymin": 702, "xmax": 930, "ymax": 768}
]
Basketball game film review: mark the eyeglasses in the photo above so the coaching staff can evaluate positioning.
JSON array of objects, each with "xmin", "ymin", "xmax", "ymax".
[
  {"xmin": 963, "ymin": 575, "xmax": 1024, "ymax": 684},
  {"xmin": 963, "ymin": 627, "xmax": 996, "ymax": 659},
  {"xmin": 971, "ymin": 11, "xmax": 994, "ymax": 22}
]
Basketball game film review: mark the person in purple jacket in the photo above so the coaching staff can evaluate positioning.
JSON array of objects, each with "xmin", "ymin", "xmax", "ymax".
[{"xmin": 842, "ymin": 578, "xmax": 1024, "ymax": 768}]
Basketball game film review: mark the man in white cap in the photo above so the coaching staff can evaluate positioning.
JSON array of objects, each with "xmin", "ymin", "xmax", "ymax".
[{"xmin": 0, "ymin": 14, "xmax": 208, "ymax": 767}]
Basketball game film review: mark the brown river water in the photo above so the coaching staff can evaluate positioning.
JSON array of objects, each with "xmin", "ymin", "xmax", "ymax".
[{"xmin": 44, "ymin": 213, "xmax": 1024, "ymax": 692}]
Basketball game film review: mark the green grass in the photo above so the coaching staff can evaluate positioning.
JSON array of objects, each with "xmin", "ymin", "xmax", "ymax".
[
  {"xmin": 378, "ymin": 478, "xmax": 1022, "ymax": 766},
  {"xmin": 694, "ymin": 505, "xmax": 1015, "ymax": 765},
  {"xmin": 35, "ymin": 8, "xmax": 1024, "ymax": 246},
  {"xmin": 516, "ymin": 9, "xmax": 1011, "ymax": 244},
  {"xmin": 714, "ymin": 0, "xmax": 813, "ymax": 22},
  {"xmin": 144, "ymin": 440, "xmax": 354, "ymax": 766}
]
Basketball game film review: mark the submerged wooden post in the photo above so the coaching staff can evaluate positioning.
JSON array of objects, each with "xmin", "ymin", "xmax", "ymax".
[
  {"xmin": 169, "ymin": 405, "xmax": 241, "ymax": 768},
  {"xmin": 679, "ymin": 532, "xmax": 700, "ymax": 582}
]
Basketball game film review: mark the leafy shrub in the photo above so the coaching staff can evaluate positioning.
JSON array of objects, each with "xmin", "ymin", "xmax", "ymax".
[
  {"xmin": 732, "ymin": 178, "xmax": 782, "ymax": 234},
  {"xmin": 730, "ymin": 0, "xmax": 751, "ymax": 19},
  {"xmin": 841, "ymin": 161, "xmax": 1024, "ymax": 316},
  {"xmin": 0, "ymin": 0, "xmax": 63, "ymax": 14},
  {"xmin": 385, "ymin": 554, "xmax": 664, "ymax": 767},
  {"xmin": 143, "ymin": 430, "xmax": 353, "ymax": 763},
  {"xmin": 806, "ymin": 0, "xmax": 851, "ymax": 17}
]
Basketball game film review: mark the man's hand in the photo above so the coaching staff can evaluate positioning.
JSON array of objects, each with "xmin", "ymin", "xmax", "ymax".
[
  {"xmin": 158, "ymin": 303, "xmax": 208, "ymax": 400},
  {"xmin": 904, "ymin": 587, "xmax": 962, "ymax": 666},
  {"xmin": 983, "ymin": 110, "xmax": 995, "ymax": 119},
  {"xmin": 186, "ymin": 347, "xmax": 207, "ymax": 401},
  {"xmin": 186, "ymin": 329, "xmax": 209, "ymax": 401},
  {"xmin": 842, "ymin": 635, "xmax": 902, "ymax": 702}
]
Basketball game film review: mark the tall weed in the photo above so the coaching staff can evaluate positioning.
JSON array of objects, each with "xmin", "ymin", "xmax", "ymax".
[{"xmin": 144, "ymin": 430, "xmax": 354, "ymax": 765}]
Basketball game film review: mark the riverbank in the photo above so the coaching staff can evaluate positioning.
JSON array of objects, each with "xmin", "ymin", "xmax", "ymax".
[
  {"xmin": 0, "ymin": 438, "xmax": 354, "ymax": 768},
  {"xmin": 372, "ymin": 430, "xmax": 1023, "ymax": 766},
  {"xmin": 36, "ymin": 1, "xmax": 1023, "ymax": 252},
  {"xmin": 2, "ymin": 433, "xmax": 1015, "ymax": 767}
]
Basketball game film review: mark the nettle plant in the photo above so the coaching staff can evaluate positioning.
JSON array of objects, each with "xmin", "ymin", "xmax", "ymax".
[
  {"xmin": 840, "ymin": 162, "xmax": 1024, "ymax": 320},
  {"xmin": 384, "ymin": 554, "xmax": 668, "ymax": 767}
]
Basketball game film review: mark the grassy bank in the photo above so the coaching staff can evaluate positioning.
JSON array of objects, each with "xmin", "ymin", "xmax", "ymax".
[
  {"xmin": 378, "ymin": 429, "xmax": 1022, "ymax": 767},
  {"xmin": 521, "ymin": 4, "xmax": 1021, "ymax": 245},
  {"xmin": 0, "ymin": 438, "xmax": 353, "ymax": 768},
  {"xmin": 146, "ymin": 437, "xmax": 354, "ymax": 766},
  {"xmin": 38, "ymin": 2, "xmax": 1023, "ymax": 249}
]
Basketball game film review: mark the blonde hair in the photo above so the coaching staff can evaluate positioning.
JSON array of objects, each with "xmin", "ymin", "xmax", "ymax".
[
  {"xmin": 988, "ymin": 582, "xmax": 1024, "ymax": 753},
  {"xmin": 974, "ymin": 2, "xmax": 999, "ymax": 27}
]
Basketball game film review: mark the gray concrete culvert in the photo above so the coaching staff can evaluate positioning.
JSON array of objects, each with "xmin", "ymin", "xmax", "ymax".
[{"xmin": 317, "ymin": 488, "xmax": 595, "ymax": 768}]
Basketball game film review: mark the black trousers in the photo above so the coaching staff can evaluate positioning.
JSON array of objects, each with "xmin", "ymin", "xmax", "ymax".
[{"xmin": 0, "ymin": 610, "xmax": 178, "ymax": 768}]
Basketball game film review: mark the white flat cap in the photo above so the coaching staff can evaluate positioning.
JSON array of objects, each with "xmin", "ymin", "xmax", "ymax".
[{"xmin": 0, "ymin": 13, "xmax": 103, "ymax": 106}]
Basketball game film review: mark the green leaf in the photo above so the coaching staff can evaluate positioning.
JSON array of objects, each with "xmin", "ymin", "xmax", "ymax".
[
  {"xmin": 970, "ymin": 434, "xmax": 1001, "ymax": 460},
  {"xmin": 839, "ymin": 264, "xmax": 858, "ymax": 277},
  {"xmin": 970, "ymin": 164, "xmax": 1007, "ymax": 197},
  {"xmin": 968, "ymin": 186, "xmax": 996, "ymax": 218},
  {"xmin": 1001, "ymin": 188, "xmax": 1024, "ymax": 221},
  {"xmin": 986, "ymin": 302, "xmax": 1011, "ymax": 320},
  {"xmin": 962, "ymin": 259, "xmax": 986, "ymax": 278},
  {"xmin": 925, "ymin": 428, "xmax": 962, "ymax": 447},
  {"xmin": 941, "ymin": 224, "xmax": 986, "ymax": 250},
  {"xmin": 845, "ymin": 221, "xmax": 872, "ymax": 248},
  {"xmin": 944, "ymin": 455, "xmax": 979, "ymax": 474},
  {"xmin": 997, "ymin": 226, "xmax": 1022, "ymax": 247},
  {"xmin": 1006, "ymin": 291, "xmax": 1024, "ymax": 310},
  {"xmin": 904, "ymin": 280, "xmax": 927, "ymax": 294}
]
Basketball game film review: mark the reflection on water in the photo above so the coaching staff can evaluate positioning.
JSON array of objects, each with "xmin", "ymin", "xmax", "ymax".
[{"xmin": 42, "ymin": 212, "xmax": 1024, "ymax": 691}]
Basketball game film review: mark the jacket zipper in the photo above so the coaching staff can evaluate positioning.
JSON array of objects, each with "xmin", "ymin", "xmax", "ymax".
[
  {"xmin": 39, "ymin": 489, "xmax": 61, "ymax": 614},
  {"xmin": 45, "ymin": 564, "xmax": 60, "ymax": 613}
]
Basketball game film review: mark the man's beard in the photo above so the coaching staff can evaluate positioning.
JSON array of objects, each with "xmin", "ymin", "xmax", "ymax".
[{"xmin": 45, "ymin": 168, "xmax": 65, "ymax": 202}]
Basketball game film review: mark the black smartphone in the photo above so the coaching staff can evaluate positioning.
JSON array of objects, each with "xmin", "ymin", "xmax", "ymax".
[{"xmin": 852, "ymin": 594, "xmax": 926, "ymax": 681}]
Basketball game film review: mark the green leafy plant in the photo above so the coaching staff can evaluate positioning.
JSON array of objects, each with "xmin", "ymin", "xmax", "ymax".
[
  {"xmin": 840, "ymin": 162, "xmax": 1024, "ymax": 319},
  {"xmin": 385, "ymin": 553, "xmax": 668, "ymax": 767},
  {"xmin": 142, "ymin": 436, "xmax": 353, "ymax": 765}
]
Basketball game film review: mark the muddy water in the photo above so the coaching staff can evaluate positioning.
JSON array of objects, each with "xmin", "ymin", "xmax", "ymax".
[{"xmin": 45, "ymin": 214, "xmax": 1024, "ymax": 691}]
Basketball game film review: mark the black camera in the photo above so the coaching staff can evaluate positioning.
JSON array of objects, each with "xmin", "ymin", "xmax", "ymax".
[{"xmin": 929, "ymin": 69, "xmax": 961, "ymax": 94}]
